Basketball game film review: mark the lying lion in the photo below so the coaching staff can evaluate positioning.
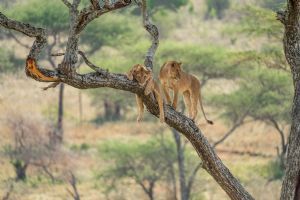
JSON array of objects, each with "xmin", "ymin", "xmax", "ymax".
[{"xmin": 127, "ymin": 64, "xmax": 165, "ymax": 123}]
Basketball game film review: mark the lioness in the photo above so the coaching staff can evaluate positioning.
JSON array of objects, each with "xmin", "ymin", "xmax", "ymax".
[
  {"xmin": 159, "ymin": 61, "xmax": 213, "ymax": 124},
  {"xmin": 127, "ymin": 64, "xmax": 165, "ymax": 123}
]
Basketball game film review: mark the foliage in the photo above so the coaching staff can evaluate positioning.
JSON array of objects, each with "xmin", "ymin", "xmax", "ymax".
[
  {"xmin": 205, "ymin": 0, "xmax": 230, "ymax": 19},
  {"xmin": 210, "ymin": 67, "xmax": 292, "ymax": 124},
  {"xmin": 147, "ymin": 0, "xmax": 189, "ymax": 11},
  {"xmin": 265, "ymin": 159, "xmax": 284, "ymax": 180},
  {"xmin": 237, "ymin": 6, "xmax": 283, "ymax": 39},
  {"xmin": 97, "ymin": 137, "xmax": 177, "ymax": 196},
  {"xmin": 261, "ymin": 0, "xmax": 285, "ymax": 11},
  {"xmin": 6, "ymin": 0, "xmax": 69, "ymax": 32},
  {"xmin": 81, "ymin": 13, "xmax": 143, "ymax": 53},
  {"xmin": 156, "ymin": 41, "xmax": 250, "ymax": 81}
]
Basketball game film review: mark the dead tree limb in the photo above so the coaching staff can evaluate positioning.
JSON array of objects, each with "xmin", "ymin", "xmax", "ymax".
[{"xmin": 134, "ymin": 0, "xmax": 159, "ymax": 70}]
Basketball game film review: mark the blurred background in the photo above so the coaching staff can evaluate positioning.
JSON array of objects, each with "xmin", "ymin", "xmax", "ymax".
[{"xmin": 0, "ymin": 0, "xmax": 290, "ymax": 199}]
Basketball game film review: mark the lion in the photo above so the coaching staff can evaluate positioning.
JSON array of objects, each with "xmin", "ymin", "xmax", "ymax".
[
  {"xmin": 127, "ymin": 64, "xmax": 165, "ymax": 123},
  {"xmin": 159, "ymin": 61, "xmax": 213, "ymax": 125}
]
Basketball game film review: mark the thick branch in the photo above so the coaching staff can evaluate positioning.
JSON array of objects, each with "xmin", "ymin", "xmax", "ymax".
[
  {"xmin": 280, "ymin": 1, "xmax": 300, "ymax": 199},
  {"xmin": 47, "ymin": 69, "xmax": 253, "ymax": 199},
  {"xmin": 135, "ymin": 0, "xmax": 159, "ymax": 69},
  {"xmin": 0, "ymin": 9, "xmax": 253, "ymax": 200},
  {"xmin": 76, "ymin": 0, "xmax": 132, "ymax": 33}
]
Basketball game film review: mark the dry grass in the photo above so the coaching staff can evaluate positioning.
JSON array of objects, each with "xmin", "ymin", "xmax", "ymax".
[{"xmin": 0, "ymin": 72, "xmax": 284, "ymax": 200}]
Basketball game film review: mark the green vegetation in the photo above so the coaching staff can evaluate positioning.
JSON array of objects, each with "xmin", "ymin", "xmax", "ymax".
[{"xmin": 0, "ymin": 0, "xmax": 291, "ymax": 199}]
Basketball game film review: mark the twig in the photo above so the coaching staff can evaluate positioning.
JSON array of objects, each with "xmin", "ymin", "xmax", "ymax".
[
  {"xmin": 77, "ymin": 50, "xmax": 108, "ymax": 75},
  {"xmin": 61, "ymin": 0, "xmax": 72, "ymax": 8},
  {"xmin": 42, "ymin": 82, "xmax": 61, "ymax": 90},
  {"xmin": 8, "ymin": 31, "xmax": 31, "ymax": 49},
  {"xmin": 51, "ymin": 52, "xmax": 65, "ymax": 57}
]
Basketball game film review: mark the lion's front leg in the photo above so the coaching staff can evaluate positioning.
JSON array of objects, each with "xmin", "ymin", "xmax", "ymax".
[{"xmin": 135, "ymin": 95, "xmax": 144, "ymax": 122}]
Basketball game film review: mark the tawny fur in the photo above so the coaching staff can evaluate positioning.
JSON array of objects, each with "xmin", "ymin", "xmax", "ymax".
[
  {"xmin": 127, "ymin": 64, "xmax": 165, "ymax": 123},
  {"xmin": 159, "ymin": 61, "xmax": 213, "ymax": 125}
]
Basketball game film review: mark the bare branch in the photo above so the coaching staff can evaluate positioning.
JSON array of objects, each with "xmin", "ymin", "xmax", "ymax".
[
  {"xmin": 276, "ymin": 10, "xmax": 286, "ymax": 24},
  {"xmin": 135, "ymin": 0, "xmax": 159, "ymax": 70},
  {"xmin": 67, "ymin": 172, "xmax": 80, "ymax": 200},
  {"xmin": 187, "ymin": 162, "xmax": 203, "ymax": 195},
  {"xmin": 77, "ymin": 50, "xmax": 108, "ymax": 75},
  {"xmin": 62, "ymin": 0, "xmax": 72, "ymax": 8},
  {"xmin": 7, "ymin": 31, "xmax": 31, "ymax": 49},
  {"xmin": 43, "ymin": 82, "xmax": 61, "ymax": 90},
  {"xmin": 76, "ymin": 0, "xmax": 132, "ymax": 33},
  {"xmin": 52, "ymin": 52, "xmax": 66, "ymax": 57}
]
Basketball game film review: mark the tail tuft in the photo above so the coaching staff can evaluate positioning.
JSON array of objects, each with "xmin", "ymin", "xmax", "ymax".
[{"xmin": 207, "ymin": 120, "xmax": 214, "ymax": 125}]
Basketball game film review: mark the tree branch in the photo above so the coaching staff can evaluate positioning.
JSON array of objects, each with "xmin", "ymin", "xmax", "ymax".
[
  {"xmin": 7, "ymin": 31, "xmax": 31, "ymax": 49},
  {"xmin": 76, "ymin": 0, "xmax": 132, "ymax": 33},
  {"xmin": 135, "ymin": 0, "xmax": 159, "ymax": 69},
  {"xmin": 212, "ymin": 116, "xmax": 246, "ymax": 148},
  {"xmin": 62, "ymin": 0, "xmax": 72, "ymax": 8},
  {"xmin": 276, "ymin": 10, "xmax": 286, "ymax": 24},
  {"xmin": 78, "ymin": 50, "xmax": 108, "ymax": 75},
  {"xmin": 0, "ymin": 8, "xmax": 254, "ymax": 200}
]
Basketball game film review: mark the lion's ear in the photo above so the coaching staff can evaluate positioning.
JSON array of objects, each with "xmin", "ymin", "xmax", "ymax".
[
  {"xmin": 141, "ymin": 65, "xmax": 151, "ymax": 72},
  {"xmin": 127, "ymin": 70, "xmax": 134, "ymax": 80},
  {"xmin": 178, "ymin": 61, "xmax": 182, "ymax": 66}
]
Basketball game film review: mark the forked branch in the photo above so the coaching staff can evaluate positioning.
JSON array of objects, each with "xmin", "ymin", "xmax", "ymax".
[
  {"xmin": 135, "ymin": 0, "xmax": 159, "ymax": 70},
  {"xmin": 0, "ymin": 3, "xmax": 253, "ymax": 199}
]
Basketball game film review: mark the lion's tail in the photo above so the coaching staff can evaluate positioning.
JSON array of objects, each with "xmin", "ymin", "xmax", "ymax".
[{"xmin": 198, "ymin": 94, "xmax": 213, "ymax": 125}]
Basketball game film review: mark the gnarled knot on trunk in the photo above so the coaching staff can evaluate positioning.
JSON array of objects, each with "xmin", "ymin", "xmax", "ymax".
[{"xmin": 58, "ymin": 61, "xmax": 76, "ymax": 76}]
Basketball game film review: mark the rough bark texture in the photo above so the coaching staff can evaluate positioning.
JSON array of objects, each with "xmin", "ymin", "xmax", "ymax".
[
  {"xmin": 0, "ymin": 1, "xmax": 254, "ymax": 199},
  {"xmin": 279, "ymin": 1, "xmax": 300, "ymax": 199}
]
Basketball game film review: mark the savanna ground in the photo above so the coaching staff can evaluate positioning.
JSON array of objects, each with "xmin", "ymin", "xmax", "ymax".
[{"xmin": 0, "ymin": 0, "xmax": 288, "ymax": 199}]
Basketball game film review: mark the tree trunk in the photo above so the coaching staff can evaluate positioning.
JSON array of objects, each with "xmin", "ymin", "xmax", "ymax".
[
  {"xmin": 279, "ymin": 2, "xmax": 300, "ymax": 199},
  {"xmin": 78, "ymin": 91, "xmax": 83, "ymax": 123},
  {"xmin": 104, "ymin": 99, "xmax": 113, "ymax": 120},
  {"xmin": 14, "ymin": 161, "xmax": 28, "ymax": 181},
  {"xmin": 173, "ymin": 129, "xmax": 189, "ymax": 200},
  {"xmin": 56, "ymin": 83, "xmax": 64, "ymax": 142},
  {"xmin": 114, "ymin": 102, "xmax": 121, "ymax": 120}
]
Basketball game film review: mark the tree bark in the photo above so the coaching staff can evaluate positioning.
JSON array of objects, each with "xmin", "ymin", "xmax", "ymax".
[
  {"xmin": 0, "ymin": 2, "xmax": 254, "ymax": 198},
  {"xmin": 173, "ymin": 129, "xmax": 189, "ymax": 200},
  {"xmin": 278, "ymin": 1, "xmax": 300, "ymax": 199}
]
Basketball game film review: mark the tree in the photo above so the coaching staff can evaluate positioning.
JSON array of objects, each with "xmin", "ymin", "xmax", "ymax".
[
  {"xmin": 211, "ymin": 67, "xmax": 292, "ymax": 168},
  {"xmin": 4, "ymin": 0, "xmax": 69, "ymax": 143},
  {"xmin": 277, "ymin": 1, "xmax": 300, "ymax": 199},
  {"xmin": 0, "ymin": 0, "xmax": 253, "ymax": 199},
  {"xmin": 4, "ymin": 114, "xmax": 57, "ymax": 181},
  {"xmin": 99, "ymin": 137, "xmax": 177, "ymax": 200},
  {"xmin": 171, "ymin": 129, "xmax": 203, "ymax": 200}
]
